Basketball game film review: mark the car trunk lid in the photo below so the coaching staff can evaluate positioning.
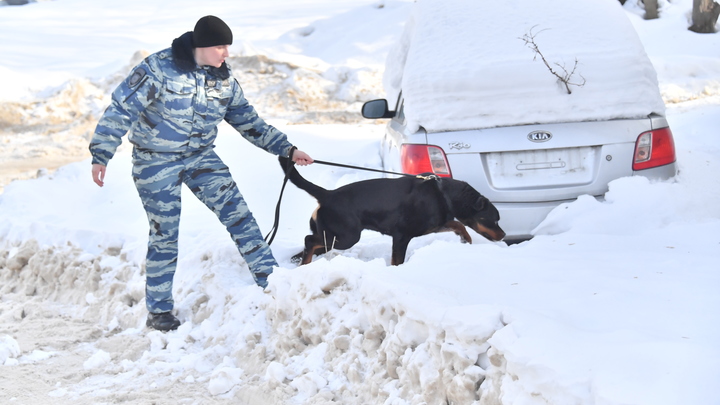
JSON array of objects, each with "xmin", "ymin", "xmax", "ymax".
[{"xmin": 426, "ymin": 119, "xmax": 651, "ymax": 202}]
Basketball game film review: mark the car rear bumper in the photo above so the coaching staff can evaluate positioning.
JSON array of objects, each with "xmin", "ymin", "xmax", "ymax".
[
  {"xmin": 494, "ymin": 200, "xmax": 575, "ymax": 243},
  {"xmin": 495, "ymin": 162, "xmax": 677, "ymax": 242},
  {"xmin": 632, "ymin": 161, "xmax": 678, "ymax": 180}
]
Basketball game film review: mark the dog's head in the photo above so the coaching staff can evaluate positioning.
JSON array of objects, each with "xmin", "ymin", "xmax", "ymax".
[{"xmin": 443, "ymin": 180, "xmax": 506, "ymax": 242}]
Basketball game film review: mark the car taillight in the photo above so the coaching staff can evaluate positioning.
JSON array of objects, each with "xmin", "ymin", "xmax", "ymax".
[
  {"xmin": 400, "ymin": 144, "xmax": 452, "ymax": 177},
  {"xmin": 632, "ymin": 127, "xmax": 676, "ymax": 171}
]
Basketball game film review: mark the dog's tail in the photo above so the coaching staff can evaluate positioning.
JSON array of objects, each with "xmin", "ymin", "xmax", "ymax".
[{"xmin": 278, "ymin": 156, "xmax": 329, "ymax": 201}]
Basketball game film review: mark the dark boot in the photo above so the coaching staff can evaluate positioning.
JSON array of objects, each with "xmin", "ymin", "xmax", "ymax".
[{"xmin": 146, "ymin": 312, "xmax": 181, "ymax": 331}]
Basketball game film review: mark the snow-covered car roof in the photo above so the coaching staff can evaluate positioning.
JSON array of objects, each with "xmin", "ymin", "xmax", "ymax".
[{"xmin": 383, "ymin": 0, "xmax": 666, "ymax": 133}]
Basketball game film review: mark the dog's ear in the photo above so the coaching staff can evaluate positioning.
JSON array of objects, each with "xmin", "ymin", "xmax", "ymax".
[{"xmin": 474, "ymin": 197, "xmax": 487, "ymax": 211}]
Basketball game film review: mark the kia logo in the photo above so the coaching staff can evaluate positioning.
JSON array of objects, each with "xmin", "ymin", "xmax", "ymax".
[{"xmin": 528, "ymin": 130, "xmax": 552, "ymax": 142}]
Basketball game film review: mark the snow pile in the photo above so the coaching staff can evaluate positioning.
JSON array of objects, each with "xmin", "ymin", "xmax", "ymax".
[
  {"xmin": 261, "ymin": 261, "xmax": 506, "ymax": 404},
  {"xmin": 0, "ymin": 203, "xmax": 505, "ymax": 403},
  {"xmin": 384, "ymin": 0, "xmax": 666, "ymax": 132},
  {"xmin": 224, "ymin": 54, "xmax": 383, "ymax": 123}
]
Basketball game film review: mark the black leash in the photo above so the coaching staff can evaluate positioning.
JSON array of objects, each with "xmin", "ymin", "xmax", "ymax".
[
  {"xmin": 312, "ymin": 159, "xmax": 416, "ymax": 178},
  {"xmin": 264, "ymin": 157, "xmax": 294, "ymax": 246},
  {"xmin": 264, "ymin": 157, "xmax": 422, "ymax": 245}
]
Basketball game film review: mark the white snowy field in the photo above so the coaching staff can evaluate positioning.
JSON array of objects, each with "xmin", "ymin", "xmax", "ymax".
[{"xmin": 1, "ymin": 0, "xmax": 719, "ymax": 404}]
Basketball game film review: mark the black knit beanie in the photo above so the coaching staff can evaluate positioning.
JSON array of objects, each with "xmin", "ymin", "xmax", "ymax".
[{"xmin": 193, "ymin": 15, "xmax": 233, "ymax": 47}]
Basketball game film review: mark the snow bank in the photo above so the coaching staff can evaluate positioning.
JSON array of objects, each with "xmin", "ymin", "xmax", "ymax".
[
  {"xmin": 384, "ymin": 0, "xmax": 666, "ymax": 132},
  {"xmin": 260, "ymin": 260, "xmax": 503, "ymax": 403}
]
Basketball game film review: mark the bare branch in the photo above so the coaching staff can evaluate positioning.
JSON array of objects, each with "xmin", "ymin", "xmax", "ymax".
[{"xmin": 520, "ymin": 26, "xmax": 585, "ymax": 94}]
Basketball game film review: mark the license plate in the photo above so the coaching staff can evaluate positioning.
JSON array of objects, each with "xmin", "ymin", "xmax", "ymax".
[{"xmin": 484, "ymin": 146, "xmax": 598, "ymax": 189}]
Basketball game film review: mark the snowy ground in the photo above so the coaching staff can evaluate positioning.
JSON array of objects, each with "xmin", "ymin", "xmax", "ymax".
[{"xmin": 1, "ymin": 0, "xmax": 719, "ymax": 404}]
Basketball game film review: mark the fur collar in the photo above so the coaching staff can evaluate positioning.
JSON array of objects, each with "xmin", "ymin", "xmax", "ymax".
[{"xmin": 171, "ymin": 31, "xmax": 230, "ymax": 79}]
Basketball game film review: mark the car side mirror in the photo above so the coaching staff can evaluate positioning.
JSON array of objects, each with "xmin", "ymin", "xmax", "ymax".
[{"xmin": 361, "ymin": 99, "xmax": 395, "ymax": 119}]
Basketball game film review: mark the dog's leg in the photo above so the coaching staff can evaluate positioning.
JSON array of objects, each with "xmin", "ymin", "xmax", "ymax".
[
  {"xmin": 292, "ymin": 246, "xmax": 328, "ymax": 265},
  {"xmin": 301, "ymin": 245, "xmax": 326, "ymax": 265},
  {"xmin": 301, "ymin": 234, "xmax": 326, "ymax": 265},
  {"xmin": 443, "ymin": 220, "xmax": 473, "ymax": 244},
  {"xmin": 390, "ymin": 236, "xmax": 413, "ymax": 266}
]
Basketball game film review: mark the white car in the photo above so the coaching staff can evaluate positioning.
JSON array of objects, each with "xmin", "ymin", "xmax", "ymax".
[{"xmin": 362, "ymin": 0, "xmax": 677, "ymax": 242}]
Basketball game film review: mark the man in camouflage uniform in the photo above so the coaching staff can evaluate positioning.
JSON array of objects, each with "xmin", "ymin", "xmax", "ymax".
[{"xmin": 89, "ymin": 16, "xmax": 313, "ymax": 331}]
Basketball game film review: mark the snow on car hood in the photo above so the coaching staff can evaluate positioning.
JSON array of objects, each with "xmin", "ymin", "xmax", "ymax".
[{"xmin": 383, "ymin": 0, "xmax": 666, "ymax": 133}]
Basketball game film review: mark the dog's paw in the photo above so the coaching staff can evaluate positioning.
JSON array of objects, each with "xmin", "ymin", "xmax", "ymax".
[{"xmin": 290, "ymin": 252, "xmax": 303, "ymax": 265}]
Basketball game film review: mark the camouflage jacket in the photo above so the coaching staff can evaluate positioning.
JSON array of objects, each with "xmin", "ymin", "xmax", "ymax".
[{"xmin": 89, "ymin": 32, "xmax": 294, "ymax": 166}]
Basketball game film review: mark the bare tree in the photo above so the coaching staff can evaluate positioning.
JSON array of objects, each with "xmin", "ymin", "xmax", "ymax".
[
  {"xmin": 520, "ymin": 27, "xmax": 586, "ymax": 95},
  {"xmin": 689, "ymin": 0, "xmax": 720, "ymax": 33},
  {"xmin": 645, "ymin": 0, "xmax": 659, "ymax": 19}
]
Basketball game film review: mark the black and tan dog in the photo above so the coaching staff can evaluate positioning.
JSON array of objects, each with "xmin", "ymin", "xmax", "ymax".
[{"xmin": 279, "ymin": 157, "xmax": 505, "ymax": 265}]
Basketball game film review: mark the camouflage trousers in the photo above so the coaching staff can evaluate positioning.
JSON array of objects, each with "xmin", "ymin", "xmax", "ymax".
[{"xmin": 132, "ymin": 147, "xmax": 277, "ymax": 314}]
